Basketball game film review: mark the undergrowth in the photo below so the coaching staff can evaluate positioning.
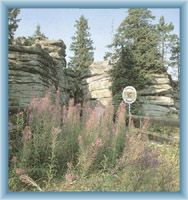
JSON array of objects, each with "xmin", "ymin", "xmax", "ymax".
[{"xmin": 9, "ymin": 90, "xmax": 179, "ymax": 192}]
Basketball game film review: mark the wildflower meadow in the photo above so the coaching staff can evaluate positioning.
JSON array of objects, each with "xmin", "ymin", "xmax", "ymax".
[{"xmin": 9, "ymin": 91, "xmax": 179, "ymax": 192}]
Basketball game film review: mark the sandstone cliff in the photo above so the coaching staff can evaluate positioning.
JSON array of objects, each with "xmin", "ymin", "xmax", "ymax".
[
  {"xmin": 84, "ymin": 61, "xmax": 112, "ymax": 106},
  {"xmin": 139, "ymin": 74, "xmax": 179, "ymax": 117},
  {"xmin": 9, "ymin": 38, "xmax": 68, "ymax": 111},
  {"xmin": 9, "ymin": 38, "xmax": 179, "ymax": 118},
  {"xmin": 84, "ymin": 61, "xmax": 179, "ymax": 118}
]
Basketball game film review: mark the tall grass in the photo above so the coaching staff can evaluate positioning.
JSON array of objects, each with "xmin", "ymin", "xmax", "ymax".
[{"xmin": 9, "ymin": 91, "xmax": 179, "ymax": 192}]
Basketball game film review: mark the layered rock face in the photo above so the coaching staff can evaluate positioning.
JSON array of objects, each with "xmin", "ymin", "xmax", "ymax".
[
  {"xmin": 171, "ymin": 80, "xmax": 180, "ymax": 112},
  {"xmin": 139, "ymin": 74, "xmax": 179, "ymax": 117},
  {"xmin": 9, "ymin": 37, "xmax": 179, "ymax": 118},
  {"xmin": 84, "ymin": 61, "xmax": 179, "ymax": 118},
  {"xmin": 9, "ymin": 38, "xmax": 67, "ymax": 111},
  {"xmin": 36, "ymin": 39, "xmax": 73, "ymax": 103},
  {"xmin": 35, "ymin": 39, "xmax": 67, "ymax": 93},
  {"xmin": 85, "ymin": 61, "xmax": 112, "ymax": 106}
]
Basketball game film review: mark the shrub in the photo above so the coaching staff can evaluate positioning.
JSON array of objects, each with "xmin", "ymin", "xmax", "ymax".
[
  {"xmin": 9, "ymin": 90, "xmax": 86, "ymax": 189},
  {"xmin": 9, "ymin": 92, "xmax": 179, "ymax": 192}
]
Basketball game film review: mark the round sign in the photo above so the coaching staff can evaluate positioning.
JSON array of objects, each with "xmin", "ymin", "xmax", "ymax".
[{"xmin": 122, "ymin": 86, "xmax": 137, "ymax": 104}]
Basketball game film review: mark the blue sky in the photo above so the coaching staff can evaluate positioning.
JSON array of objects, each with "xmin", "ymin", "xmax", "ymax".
[{"xmin": 15, "ymin": 8, "xmax": 180, "ymax": 62}]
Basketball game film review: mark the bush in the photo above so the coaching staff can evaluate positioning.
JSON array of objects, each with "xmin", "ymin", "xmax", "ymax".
[{"xmin": 9, "ymin": 92, "xmax": 179, "ymax": 192}]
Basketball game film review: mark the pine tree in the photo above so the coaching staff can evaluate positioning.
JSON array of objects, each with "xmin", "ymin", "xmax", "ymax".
[
  {"xmin": 8, "ymin": 9, "xmax": 21, "ymax": 44},
  {"xmin": 107, "ymin": 9, "xmax": 164, "ymax": 110},
  {"xmin": 170, "ymin": 34, "xmax": 180, "ymax": 81},
  {"xmin": 117, "ymin": 9, "xmax": 163, "ymax": 72},
  {"xmin": 157, "ymin": 16, "xmax": 174, "ymax": 65},
  {"xmin": 69, "ymin": 15, "xmax": 94, "ymax": 71},
  {"xmin": 33, "ymin": 24, "xmax": 47, "ymax": 39}
]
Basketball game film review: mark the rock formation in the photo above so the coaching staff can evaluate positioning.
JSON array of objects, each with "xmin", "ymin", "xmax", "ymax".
[
  {"xmin": 9, "ymin": 38, "xmax": 68, "ymax": 112},
  {"xmin": 84, "ymin": 61, "xmax": 179, "ymax": 118},
  {"xmin": 9, "ymin": 37, "xmax": 179, "ymax": 118},
  {"xmin": 35, "ymin": 39, "xmax": 67, "ymax": 92},
  {"xmin": 84, "ymin": 61, "xmax": 112, "ymax": 106},
  {"xmin": 139, "ymin": 73, "xmax": 179, "ymax": 117}
]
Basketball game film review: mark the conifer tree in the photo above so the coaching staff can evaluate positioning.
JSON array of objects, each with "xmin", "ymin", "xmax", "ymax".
[
  {"xmin": 157, "ymin": 16, "xmax": 174, "ymax": 65},
  {"xmin": 8, "ymin": 9, "xmax": 21, "ymax": 44},
  {"xmin": 69, "ymin": 15, "xmax": 94, "ymax": 71},
  {"xmin": 107, "ymin": 8, "xmax": 164, "ymax": 110},
  {"xmin": 170, "ymin": 34, "xmax": 180, "ymax": 81},
  {"xmin": 33, "ymin": 24, "xmax": 47, "ymax": 39},
  {"xmin": 69, "ymin": 15, "xmax": 94, "ymax": 105}
]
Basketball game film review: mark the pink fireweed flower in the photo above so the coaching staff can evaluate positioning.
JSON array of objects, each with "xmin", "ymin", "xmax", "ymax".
[
  {"xmin": 112, "ymin": 124, "xmax": 117, "ymax": 135},
  {"xmin": 95, "ymin": 106, "xmax": 105, "ymax": 119},
  {"xmin": 39, "ymin": 95, "xmax": 51, "ymax": 113},
  {"xmin": 67, "ymin": 104, "xmax": 77, "ymax": 120},
  {"xmin": 95, "ymin": 137, "xmax": 102, "ymax": 146},
  {"xmin": 65, "ymin": 172, "xmax": 74, "ymax": 183},
  {"xmin": 51, "ymin": 127, "xmax": 61, "ymax": 145},
  {"xmin": 17, "ymin": 111, "xmax": 23, "ymax": 116},
  {"xmin": 55, "ymin": 88, "xmax": 61, "ymax": 106},
  {"xmin": 116, "ymin": 102, "xmax": 126, "ymax": 125},
  {"xmin": 78, "ymin": 135, "xmax": 83, "ymax": 146},
  {"xmin": 28, "ymin": 112, "xmax": 33, "ymax": 124},
  {"xmin": 67, "ymin": 162, "xmax": 72, "ymax": 170},
  {"xmin": 85, "ymin": 109, "xmax": 98, "ymax": 131},
  {"xmin": 11, "ymin": 156, "xmax": 17, "ymax": 163},
  {"xmin": 51, "ymin": 127, "xmax": 61, "ymax": 137},
  {"xmin": 68, "ymin": 99, "xmax": 75, "ymax": 107},
  {"xmin": 16, "ymin": 168, "xmax": 26, "ymax": 175},
  {"xmin": 23, "ymin": 126, "xmax": 32, "ymax": 141},
  {"xmin": 29, "ymin": 97, "xmax": 39, "ymax": 110},
  {"xmin": 29, "ymin": 92, "xmax": 52, "ymax": 113}
]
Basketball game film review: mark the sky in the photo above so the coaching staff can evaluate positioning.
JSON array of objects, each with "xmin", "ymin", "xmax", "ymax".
[{"xmin": 15, "ymin": 8, "xmax": 180, "ymax": 62}]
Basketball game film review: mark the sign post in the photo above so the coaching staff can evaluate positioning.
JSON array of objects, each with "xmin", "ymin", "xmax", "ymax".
[{"xmin": 122, "ymin": 86, "xmax": 137, "ymax": 129}]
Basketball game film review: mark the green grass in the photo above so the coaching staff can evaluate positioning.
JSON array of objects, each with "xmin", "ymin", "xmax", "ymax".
[{"xmin": 45, "ymin": 143, "xmax": 179, "ymax": 192}]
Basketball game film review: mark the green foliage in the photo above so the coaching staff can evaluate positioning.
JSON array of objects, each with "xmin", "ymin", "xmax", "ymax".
[
  {"xmin": 69, "ymin": 15, "xmax": 94, "ymax": 71},
  {"xmin": 109, "ymin": 46, "xmax": 149, "ymax": 113},
  {"xmin": 157, "ymin": 16, "xmax": 174, "ymax": 65},
  {"xmin": 170, "ymin": 35, "xmax": 180, "ymax": 66},
  {"xmin": 9, "ymin": 93, "xmax": 179, "ymax": 192},
  {"xmin": 14, "ymin": 36, "xmax": 35, "ymax": 46},
  {"xmin": 107, "ymin": 9, "xmax": 164, "ymax": 112},
  {"xmin": 48, "ymin": 138, "xmax": 179, "ymax": 192},
  {"xmin": 111, "ymin": 8, "xmax": 162, "ymax": 71},
  {"xmin": 33, "ymin": 24, "xmax": 47, "ymax": 39},
  {"xmin": 9, "ymin": 112, "xmax": 25, "ymax": 160},
  {"xmin": 14, "ymin": 24, "xmax": 48, "ymax": 46},
  {"xmin": 68, "ymin": 15, "xmax": 94, "ymax": 104},
  {"xmin": 9, "ymin": 93, "xmax": 83, "ymax": 191},
  {"xmin": 106, "ymin": 9, "xmax": 179, "ymax": 112},
  {"xmin": 8, "ymin": 9, "xmax": 21, "ymax": 44},
  {"xmin": 170, "ymin": 34, "xmax": 180, "ymax": 81}
]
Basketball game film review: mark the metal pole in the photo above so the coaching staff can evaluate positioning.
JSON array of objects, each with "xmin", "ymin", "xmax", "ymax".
[
  {"xmin": 128, "ymin": 103, "xmax": 131, "ymax": 130},
  {"xmin": 128, "ymin": 103, "xmax": 131, "ymax": 115}
]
